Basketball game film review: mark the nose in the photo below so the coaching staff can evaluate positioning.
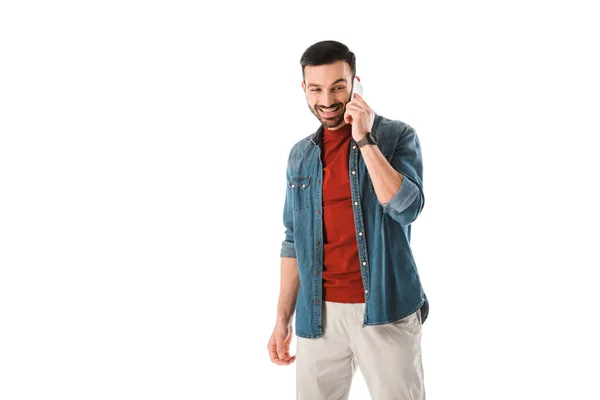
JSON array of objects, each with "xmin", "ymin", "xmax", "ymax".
[{"xmin": 320, "ymin": 91, "xmax": 335, "ymax": 108}]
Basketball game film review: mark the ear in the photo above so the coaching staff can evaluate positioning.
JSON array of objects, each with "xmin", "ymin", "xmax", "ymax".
[{"xmin": 301, "ymin": 81, "xmax": 306, "ymax": 91}]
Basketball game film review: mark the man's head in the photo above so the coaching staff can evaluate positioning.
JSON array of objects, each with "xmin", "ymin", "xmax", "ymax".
[{"xmin": 300, "ymin": 40, "xmax": 357, "ymax": 130}]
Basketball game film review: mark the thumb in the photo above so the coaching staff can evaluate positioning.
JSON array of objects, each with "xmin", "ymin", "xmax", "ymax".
[
  {"xmin": 276, "ymin": 338, "xmax": 285, "ymax": 359},
  {"xmin": 344, "ymin": 110, "xmax": 352, "ymax": 125}
]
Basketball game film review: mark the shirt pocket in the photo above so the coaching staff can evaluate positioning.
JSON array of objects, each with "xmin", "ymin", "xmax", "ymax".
[{"xmin": 287, "ymin": 176, "xmax": 311, "ymax": 213}]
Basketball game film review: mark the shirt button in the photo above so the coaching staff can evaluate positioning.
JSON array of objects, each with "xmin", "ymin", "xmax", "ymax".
[
  {"xmin": 318, "ymin": 179, "xmax": 321, "ymax": 184},
  {"xmin": 316, "ymin": 300, "xmax": 320, "ymax": 304},
  {"xmin": 365, "ymin": 290, "xmax": 369, "ymax": 294},
  {"xmin": 359, "ymin": 232, "xmax": 363, "ymax": 236},
  {"xmin": 316, "ymin": 241, "xmax": 320, "ymax": 246},
  {"xmin": 353, "ymin": 145, "xmax": 357, "ymax": 149},
  {"xmin": 315, "ymin": 270, "xmax": 320, "ymax": 274},
  {"xmin": 352, "ymin": 170, "xmax": 356, "ymax": 175},
  {"xmin": 354, "ymin": 202, "xmax": 358, "ymax": 206},
  {"xmin": 363, "ymin": 262, "xmax": 367, "ymax": 266},
  {"xmin": 291, "ymin": 184, "xmax": 295, "ymax": 188},
  {"xmin": 317, "ymin": 210, "xmax": 321, "ymax": 214}
]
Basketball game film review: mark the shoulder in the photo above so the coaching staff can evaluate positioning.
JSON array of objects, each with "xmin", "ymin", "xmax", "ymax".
[
  {"xmin": 372, "ymin": 113, "xmax": 416, "ymax": 140},
  {"xmin": 284, "ymin": 131, "xmax": 318, "ymax": 178},
  {"xmin": 287, "ymin": 132, "xmax": 315, "ymax": 161}
]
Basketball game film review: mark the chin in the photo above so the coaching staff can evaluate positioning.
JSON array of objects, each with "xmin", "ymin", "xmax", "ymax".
[
  {"xmin": 323, "ymin": 109, "xmax": 346, "ymax": 128},
  {"xmin": 321, "ymin": 116, "xmax": 344, "ymax": 129}
]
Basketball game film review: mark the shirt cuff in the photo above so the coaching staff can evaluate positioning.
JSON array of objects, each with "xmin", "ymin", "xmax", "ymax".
[
  {"xmin": 380, "ymin": 174, "xmax": 420, "ymax": 215},
  {"xmin": 280, "ymin": 241, "xmax": 296, "ymax": 258}
]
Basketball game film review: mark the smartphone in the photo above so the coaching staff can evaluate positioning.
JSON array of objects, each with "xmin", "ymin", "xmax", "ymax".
[{"xmin": 351, "ymin": 77, "xmax": 363, "ymax": 101}]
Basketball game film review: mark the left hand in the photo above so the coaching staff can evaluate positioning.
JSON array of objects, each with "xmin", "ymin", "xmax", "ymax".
[{"xmin": 344, "ymin": 93, "xmax": 375, "ymax": 142}]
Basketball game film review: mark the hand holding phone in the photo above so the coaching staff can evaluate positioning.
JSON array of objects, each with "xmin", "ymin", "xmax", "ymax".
[{"xmin": 351, "ymin": 77, "xmax": 363, "ymax": 101}]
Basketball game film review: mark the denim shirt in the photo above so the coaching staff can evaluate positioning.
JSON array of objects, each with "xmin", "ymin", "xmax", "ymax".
[{"xmin": 280, "ymin": 112, "xmax": 429, "ymax": 339}]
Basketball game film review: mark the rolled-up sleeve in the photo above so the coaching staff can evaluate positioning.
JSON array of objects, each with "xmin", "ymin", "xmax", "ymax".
[
  {"xmin": 379, "ymin": 125, "xmax": 425, "ymax": 226},
  {"xmin": 280, "ymin": 158, "xmax": 296, "ymax": 258}
]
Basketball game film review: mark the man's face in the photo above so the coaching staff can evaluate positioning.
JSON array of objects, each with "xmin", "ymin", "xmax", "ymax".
[{"xmin": 302, "ymin": 60, "xmax": 353, "ymax": 130}]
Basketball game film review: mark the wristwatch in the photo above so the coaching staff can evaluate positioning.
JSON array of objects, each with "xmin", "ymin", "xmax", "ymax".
[{"xmin": 356, "ymin": 132, "xmax": 377, "ymax": 149}]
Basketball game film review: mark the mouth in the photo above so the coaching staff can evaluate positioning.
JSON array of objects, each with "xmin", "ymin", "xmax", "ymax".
[{"xmin": 318, "ymin": 105, "xmax": 341, "ymax": 117}]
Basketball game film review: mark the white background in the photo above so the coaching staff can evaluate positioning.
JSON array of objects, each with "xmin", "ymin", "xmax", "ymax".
[{"xmin": 1, "ymin": 1, "xmax": 599, "ymax": 399}]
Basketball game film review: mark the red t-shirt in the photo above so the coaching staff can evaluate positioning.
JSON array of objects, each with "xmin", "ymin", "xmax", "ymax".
[{"xmin": 321, "ymin": 123, "xmax": 365, "ymax": 303}]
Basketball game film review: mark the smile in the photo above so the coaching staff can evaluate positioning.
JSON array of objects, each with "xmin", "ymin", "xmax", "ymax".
[{"xmin": 319, "ymin": 105, "xmax": 341, "ymax": 115}]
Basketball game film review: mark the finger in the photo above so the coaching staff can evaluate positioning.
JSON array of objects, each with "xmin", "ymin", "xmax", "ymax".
[
  {"xmin": 271, "ymin": 357, "xmax": 288, "ymax": 365},
  {"xmin": 345, "ymin": 106, "xmax": 367, "ymax": 122},
  {"xmin": 349, "ymin": 93, "xmax": 362, "ymax": 104},
  {"xmin": 277, "ymin": 355, "xmax": 296, "ymax": 366},
  {"xmin": 271, "ymin": 355, "xmax": 296, "ymax": 365},
  {"xmin": 353, "ymin": 92, "xmax": 368, "ymax": 106},
  {"xmin": 269, "ymin": 346, "xmax": 291, "ymax": 363},
  {"xmin": 281, "ymin": 356, "xmax": 296, "ymax": 365},
  {"xmin": 345, "ymin": 103, "xmax": 365, "ymax": 112},
  {"xmin": 345, "ymin": 107, "xmax": 366, "ymax": 119},
  {"xmin": 268, "ymin": 342, "xmax": 280, "ymax": 361},
  {"xmin": 344, "ymin": 110, "xmax": 353, "ymax": 124},
  {"xmin": 346, "ymin": 99, "xmax": 360, "ymax": 108},
  {"xmin": 351, "ymin": 96, "xmax": 370, "ymax": 112},
  {"xmin": 276, "ymin": 339, "xmax": 285, "ymax": 360}
]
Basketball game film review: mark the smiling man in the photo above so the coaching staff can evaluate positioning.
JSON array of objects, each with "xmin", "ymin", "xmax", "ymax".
[{"xmin": 267, "ymin": 40, "xmax": 429, "ymax": 400}]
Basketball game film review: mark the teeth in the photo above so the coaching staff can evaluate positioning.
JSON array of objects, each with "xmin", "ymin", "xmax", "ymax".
[{"xmin": 321, "ymin": 106, "xmax": 339, "ymax": 113}]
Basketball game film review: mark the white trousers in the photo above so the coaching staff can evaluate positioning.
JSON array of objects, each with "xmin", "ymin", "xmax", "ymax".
[{"xmin": 296, "ymin": 301, "xmax": 425, "ymax": 400}]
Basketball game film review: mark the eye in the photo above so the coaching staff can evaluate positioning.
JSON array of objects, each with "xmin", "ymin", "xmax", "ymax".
[
  {"xmin": 334, "ymin": 86, "xmax": 345, "ymax": 91},
  {"xmin": 310, "ymin": 88, "xmax": 321, "ymax": 92}
]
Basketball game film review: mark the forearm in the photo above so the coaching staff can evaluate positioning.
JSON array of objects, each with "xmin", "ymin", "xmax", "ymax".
[
  {"xmin": 360, "ymin": 144, "xmax": 403, "ymax": 204},
  {"xmin": 276, "ymin": 256, "xmax": 300, "ymax": 325}
]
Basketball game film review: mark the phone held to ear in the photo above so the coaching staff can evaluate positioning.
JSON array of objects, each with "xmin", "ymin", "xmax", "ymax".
[{"xmin": 351, "ymin": 77, "xmax": 363, "ymax": 101}]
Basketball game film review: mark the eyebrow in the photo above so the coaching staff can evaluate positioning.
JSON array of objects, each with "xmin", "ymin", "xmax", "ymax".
[{"xmin": 307, "ymin": 78, "xmax": 347, "ymax": 88}]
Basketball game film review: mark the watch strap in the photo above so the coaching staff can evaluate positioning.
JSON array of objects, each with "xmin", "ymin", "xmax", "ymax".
[{"xmin": 356, "ymin": 132, "xmax": 376, "ymax": 148}]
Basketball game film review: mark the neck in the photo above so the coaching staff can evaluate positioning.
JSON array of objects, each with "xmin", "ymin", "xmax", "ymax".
[{"xmin": 324, "ymin": 122, "xmax": 351, "ymax": 133}]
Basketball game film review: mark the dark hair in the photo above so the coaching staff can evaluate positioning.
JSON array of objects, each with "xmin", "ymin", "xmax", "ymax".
[{"xmin": 300, "ymin": 40, "xmax": 356, "ymax": 80}]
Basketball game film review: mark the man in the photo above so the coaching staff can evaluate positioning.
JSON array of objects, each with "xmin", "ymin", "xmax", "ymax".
[{"xmin": 267, "ymin": 40, "xmax": 429, "ymax": 400}]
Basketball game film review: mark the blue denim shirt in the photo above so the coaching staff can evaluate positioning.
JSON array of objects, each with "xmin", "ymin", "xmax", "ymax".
[{"xmin": 280, "ymin": 112, "xmax": 429, "ymax": 338}]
